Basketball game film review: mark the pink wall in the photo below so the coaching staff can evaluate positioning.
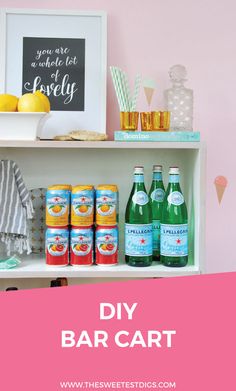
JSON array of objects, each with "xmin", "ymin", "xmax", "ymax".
[{"xmin": 0, "ymin": 0, "xmax": 235, "ymax": 273}]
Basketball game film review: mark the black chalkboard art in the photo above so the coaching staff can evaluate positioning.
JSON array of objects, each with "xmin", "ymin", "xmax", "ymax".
[{"xmin": 22, "ymin": 37, "xmax": 85, "ymax": 111}]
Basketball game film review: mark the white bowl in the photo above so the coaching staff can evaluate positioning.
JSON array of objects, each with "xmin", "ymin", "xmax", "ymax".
[{"xmin": 0, "ymin": 112, "xmax": 49, "ymax": 140}]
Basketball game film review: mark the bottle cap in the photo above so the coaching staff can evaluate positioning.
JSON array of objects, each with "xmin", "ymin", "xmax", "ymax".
[
  {"xmin": 96, "ymin": 225, "xmax": 118, "ymax": 229},
  {"xmin": 169, "ymin": 166, "xmax": 179, "ymax": 174},
  {"xmin": 47, "ymin": 226, "xmax": 68, "ymax": 229},
  {"xmin": 134, "ymin": 166, "xmax": 144, "ymax": 174},
  {"xmin": 6, "ymin": 287, "xmax": 18, "ymax": 291},
  {"xmin": 72, "ymin": 225, "xmax": 93, "ymax": 229},
  {"xmin": 48, "ymin": 184, "xmax": 72, "ymax": 191},
  {"xmin": 97, "ymin": 184, "xmax": 118, "ymax": 192},
  {"xmin": 72, "ymin": 185, "xmax": 94, "ymax": 193},
  {"xmin": 153, "ymin": 165, "xmax": 162, "ymax": 172}
]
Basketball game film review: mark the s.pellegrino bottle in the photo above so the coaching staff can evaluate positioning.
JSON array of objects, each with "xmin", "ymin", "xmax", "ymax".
[
  {"xmin": 149, "ymin": 165, "xmax": 165, "ymax": 262},
  {"xmin": 160, "ymin": 167, "xmax": 188, "ymax": 267},
  {"xmin": 125, "ymin": 166, "xmax": 153, "ymax": 267}
]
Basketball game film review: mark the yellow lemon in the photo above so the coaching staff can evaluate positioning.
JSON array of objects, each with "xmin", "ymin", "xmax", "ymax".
[
  {"xmin": 34, "ymin": 90, "xmax": 50, "ymax": 112},
  {"xmin": 0, "ymin": 94, "xmax": 18, "ymax": 112},
  {"xmin": 18, "ymin": 93, "xmax": 45, "ymax": 112}
]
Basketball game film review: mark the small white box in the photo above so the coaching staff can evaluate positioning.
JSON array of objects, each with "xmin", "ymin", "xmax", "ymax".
[{"xmin": 0, "ymin": 112, "xmax": 49, "ymax": 140}]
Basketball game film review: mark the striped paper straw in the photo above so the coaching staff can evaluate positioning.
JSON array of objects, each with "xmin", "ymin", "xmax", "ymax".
[
  {"xmin": 123, "ymin": 70, "xmax": 132, "ymax": 111},
  {"xmin": 131, "ymin": 74, "xmax": 141, "ymax": 111},
  {"xmin": 119, "ymin": 69, "xmax": 130, "ymax": 111},
  {"xmin": 116, "ymin": 67, "xmax": 129, "ymax": 111},
  {"xmin": 113, "ymin": 67, "xmax": 124, "ymax": 110},
  {"xmin": 110, "ymin": 67, "xmax": 121, "ymax": 110},
  {"xmin": 110, "ymin": 66, "xmax": 125, "ymax": 111},
  {"xmin": 110, "ymin": 66, "xmax": 140, "ymax": 112}
]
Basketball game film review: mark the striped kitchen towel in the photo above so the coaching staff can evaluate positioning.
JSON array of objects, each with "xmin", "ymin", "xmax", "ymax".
[{"xmin": 0, "ymin": 160, "xmax": 34, "ymax": 255}]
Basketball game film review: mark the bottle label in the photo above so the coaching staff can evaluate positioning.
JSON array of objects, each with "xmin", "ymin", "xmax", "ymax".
[
  {"xmin": 151, "ymin": 188, "xmax": 165, "ymax": 202},
  {"xmin": 132, "ymin": 191, "xmax": 149, "ymax": 205},
  {"xmin": 72, "ymin": 191, "xmax": 94, "ymax": 217},
  {"xmin": 46, "ymin": 189, "xmax": 70, "ymax": 226},
  {"xmin": 46, "ymin": 230, "xmax": 69, "ymax": 257},
  {"xmin": 153, "ymin": 220, "xmax": 160, "ymax": 251},
  {"xmin": 134, "ymin": 174, "xmax": 144, "ymax": 183},
  {"xmin": 167, "ymin": 191, "xmax": 184, "ymax": 206},
  {"xmin": 46, "ymin": 195, "xmax": 68, "ymax": 217},
  {"xmin": 160, "ymin": 224, "xmax": 188, "ymax": 257},
  {"xmin": 71, "ymin": 229, "xmax": 93, "ymax": 257},
  {"xmin": 96, "ymin": 190, "xmax": 117, "ymax": 217},
  {"xmin": 169, "ymin": 174, "xmax": 180, "ymax": 183},
  {"xmin": 125, "ymin": 224, "xmax": 153, "ymax": 257},
  {"xmin": 153, "ymin": 172, "xmax": 162, "ymax": 181},
  {"xmin": 96, "ymin": 227, "xmax": 118, "ymax": 255}
]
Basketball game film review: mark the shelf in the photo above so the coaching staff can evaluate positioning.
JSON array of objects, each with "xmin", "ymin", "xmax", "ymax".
[
  {"xmin": 0, "ymin": 138, "xmax": 205, "ymax": 283},
  {"xmin": 0, "ymin": 139, "xmax": 202, "ymax": 149},
  {"xmin": 0, "ymin": 254, "xmax": 200, "ymax": 278}
]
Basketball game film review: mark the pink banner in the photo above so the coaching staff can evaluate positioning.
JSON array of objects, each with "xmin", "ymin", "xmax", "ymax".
[{"xmin": 0, "ymin": 273, "xmax": 235, "ymax": 390}]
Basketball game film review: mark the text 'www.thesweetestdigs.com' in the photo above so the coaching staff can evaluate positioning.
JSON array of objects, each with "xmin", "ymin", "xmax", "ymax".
[{"xmin": 59, "ymin": 381, "xmax": 177, "ymax": 389}]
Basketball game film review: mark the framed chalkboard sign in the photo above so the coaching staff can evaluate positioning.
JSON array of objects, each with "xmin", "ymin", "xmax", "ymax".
[
  {"xmin": 0, "ymin": 9, "xmax": 107, "ymax": 138},
  {"xmin": 22, "ymin": 37, "xmax": 86, "ymax": 112}
]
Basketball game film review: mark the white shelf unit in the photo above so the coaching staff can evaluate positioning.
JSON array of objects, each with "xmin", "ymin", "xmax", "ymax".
[
  {"xmin": 0, "ymin": 140, "xmax": 206, "ymax": 282},
  {"xmin": 0, "ymin": 254, "xmax": 200, "ymax": 279}
]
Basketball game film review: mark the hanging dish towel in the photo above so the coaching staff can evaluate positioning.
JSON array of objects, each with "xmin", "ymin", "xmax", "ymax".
[{"xmin": 0, "ymin": 160, "xmax": 34, "ymax": 255}]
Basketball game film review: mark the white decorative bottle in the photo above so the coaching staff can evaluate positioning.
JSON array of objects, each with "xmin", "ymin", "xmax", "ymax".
[{"xmin": 164, "ymin": 65, "xmax": 193, "ymax": 131}]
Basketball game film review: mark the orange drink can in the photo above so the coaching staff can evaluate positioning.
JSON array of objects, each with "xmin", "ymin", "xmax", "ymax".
[
  {"xmin": 71, "ymin": 185, "xmax": 94, "ymax": 226},
  {"xmin": 96, "ymin": 185, "xmax": 118, "ymax": 225},
  {"xmin": 46, "ymin": 185, "xmax": 71, "ymax": 227}
]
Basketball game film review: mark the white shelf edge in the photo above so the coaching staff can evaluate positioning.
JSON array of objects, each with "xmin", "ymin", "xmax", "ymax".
[
  {"xmin": 0, "ymin": 255, "xmax": 200, "ymax": 278},
  {"xmin": 0, "ymin": 140, "xmax": 203, "ymax": 149}
]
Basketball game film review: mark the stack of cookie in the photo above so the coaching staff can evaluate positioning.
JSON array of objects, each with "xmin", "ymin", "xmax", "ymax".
[{"xmin": 54, "ymin": 130, "xmax": 108, "ymax": 141}]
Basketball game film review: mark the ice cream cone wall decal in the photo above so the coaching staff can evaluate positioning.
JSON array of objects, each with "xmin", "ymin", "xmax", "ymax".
[
  {"xmin": 214, "ymin": 176, "xmax": 228, "ymax": 204},
  {"xmin": 143, "ymin": 79, "xmax": 156, "ymax": 107}
]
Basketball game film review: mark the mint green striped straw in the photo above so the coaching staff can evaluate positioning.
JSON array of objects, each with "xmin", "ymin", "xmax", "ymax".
[
  {"xmin": 131, "ymin": 74, "xmax": 141, "ymax": 112},
  {"xmin": 110, "ymin": 66, "xmax": 125, "ymax": 111},
  {"xmin": 114, "ymin": 67, "xmax": 128, "ymax": 111},
  {"xmin": 119, "ymin": 69, "xmax": 130, "ymax": 111},
  {"xmin": 110, "ymin": 66, "xmax": 139, "ymax": 112}
]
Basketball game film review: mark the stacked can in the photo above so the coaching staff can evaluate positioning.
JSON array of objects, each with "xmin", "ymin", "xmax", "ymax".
[
  {"xmin": 45, "ymin": 184, "xmax": 119, "ymax": 267},
  {"xmin": 70, "ymin": 185, "xmax": 94, "ymax": 266},
  {"xmin": 95, "ymin": 185, "xmax": 119, "ymax": 266},
  {"xmin": 45, "ymin": 185, "xmax": 71, "ymax": 266}
]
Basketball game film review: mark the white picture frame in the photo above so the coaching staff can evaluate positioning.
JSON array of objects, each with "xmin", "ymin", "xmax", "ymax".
[{"xmin": 0, "ymin": 8, "xmax": 107, "ymax": 138}]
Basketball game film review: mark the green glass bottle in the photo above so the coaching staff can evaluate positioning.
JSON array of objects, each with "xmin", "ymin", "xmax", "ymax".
[
  {"xmin": 125, "ymin": 166, "xmax": 153, "ymax": 267},
  {"xmin": 149, "ymin": 165, "xmax": 165, "ymax": 262},
  {"xmin": 160, "ymin": 167, "xmax": 188, "ymax": 267}
]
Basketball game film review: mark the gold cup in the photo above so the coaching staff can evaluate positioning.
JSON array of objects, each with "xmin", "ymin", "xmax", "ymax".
[
  {"xmin": 151, "ymin": 111, "xmax": 170, "ymax": 131},
  {"xmin": 140, "ymin": 112, "xmax": 152, "ymax": 131},
  {"xmin": 120, "ymin": 112, "xmax": 139, "ymax": 131}
]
